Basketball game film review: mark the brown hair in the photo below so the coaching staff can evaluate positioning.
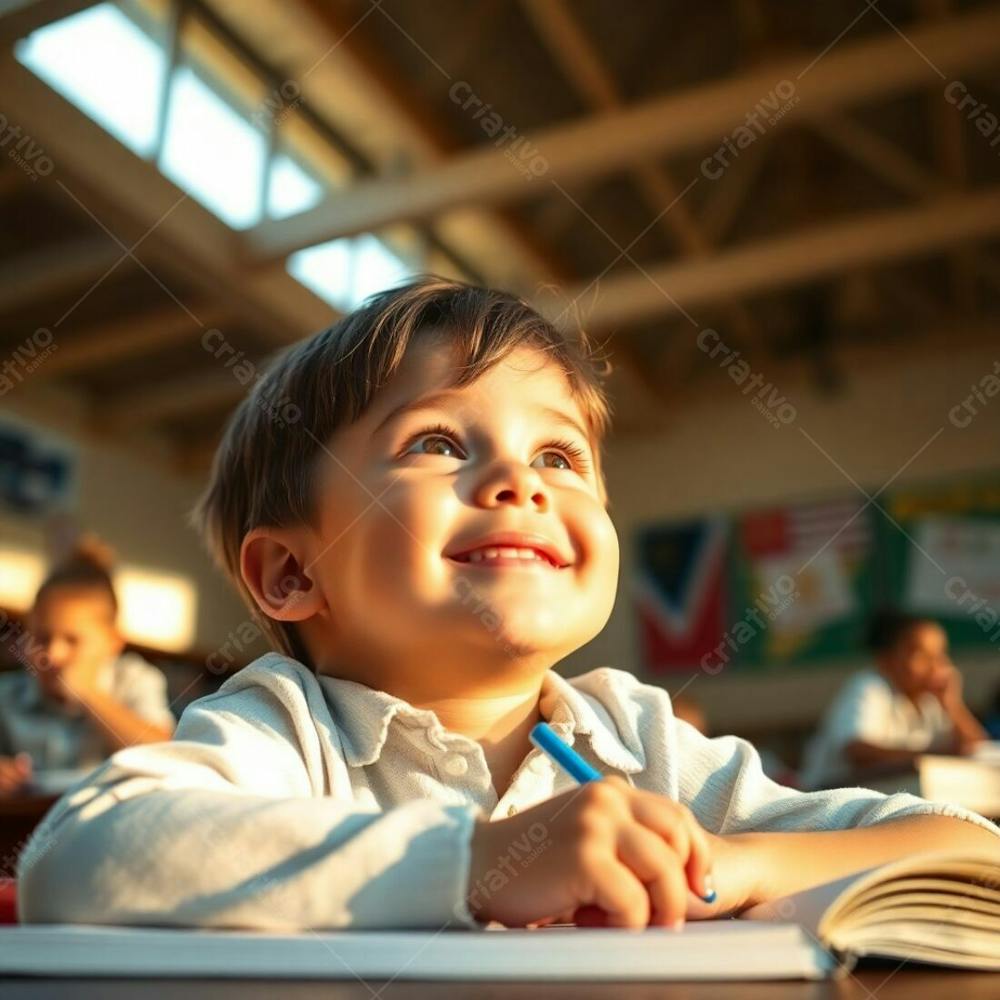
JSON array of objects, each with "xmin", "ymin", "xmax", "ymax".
[
  {"xmin": 191, "ymin": 275, "xmax": 615, "ymax": 665},
  {"xmin": 34, "ymin": 534, "xmax": 118, "ymax": 620}
]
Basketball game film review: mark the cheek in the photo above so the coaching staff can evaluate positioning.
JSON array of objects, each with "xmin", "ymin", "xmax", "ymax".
[
  {"xmin": 576, "ymin": 500, "xmax": 619, "ymax": 570},
  {"xmin": 569, "ymin": 500, "xmax": 619, "ymax": 603},
  {"xmin": 337, "ymin": 481, "xmax": 456, "ymax": 592}
]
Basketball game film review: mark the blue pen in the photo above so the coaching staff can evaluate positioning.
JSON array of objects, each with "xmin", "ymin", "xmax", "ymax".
[{"xmin": 529, "ymin": 721, "xmax": 716, "ymax": 904}]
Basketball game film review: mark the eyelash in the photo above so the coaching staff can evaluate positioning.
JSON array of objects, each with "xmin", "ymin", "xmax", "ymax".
[{"xmin": 400, "ymin": 422, "xmax": 592, "ymax": 474}]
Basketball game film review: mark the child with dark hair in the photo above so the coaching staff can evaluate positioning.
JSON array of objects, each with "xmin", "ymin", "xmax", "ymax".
[
  {"xmin": 17, "ymin": 279, "xmax": 998, "ymax": 933},
  {"xmin": 800, "ymin": 608, "xmax": 988, "ymax": 790},
  {"xmin": 0, "ymin": 536, "xmax": 175, "ymax": 795}
]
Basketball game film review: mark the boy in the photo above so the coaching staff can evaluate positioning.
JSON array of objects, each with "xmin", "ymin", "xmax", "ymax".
[
  {"xmin": 17, "ymin": 278, "xmax": 998, "ymax": 932},
  {"xmin": 0, "ymin": 539, "xmax": 175, "ymax": 795},
  {"xmin": 800, "ymin": 610, "xmax": 988, "ymax": 791}
]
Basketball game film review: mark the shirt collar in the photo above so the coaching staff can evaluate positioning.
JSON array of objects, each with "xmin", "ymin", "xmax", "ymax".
[{"xmin": 315, "ymin": 665, "xmax": 645, "ymax": 775}]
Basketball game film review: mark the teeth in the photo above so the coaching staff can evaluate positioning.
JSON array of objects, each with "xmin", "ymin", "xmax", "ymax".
[{"xmin": 465, "ymin": 546, "xmax": 552, "ymax": 564}]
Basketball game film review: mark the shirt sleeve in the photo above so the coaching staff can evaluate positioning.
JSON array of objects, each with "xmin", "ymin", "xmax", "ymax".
[
  {"xmin": 16, "ymin": 684, "xmax": 485, "ymax": 931},
  {"xmin": 675, "ymin": 715, "xmax": 1000, "ymax": 840},
  {"xmin": 113, "ymin": 656, "xmax": 178, "ymax": 733}
]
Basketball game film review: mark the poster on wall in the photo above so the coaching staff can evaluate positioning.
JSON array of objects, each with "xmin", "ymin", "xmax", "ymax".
[
  {"xmin": 882, "ymin": 477, "xmax": 1000, "ymax": 652},
  {"xmin": 633, "ymin": 518, "xmax": 728, "ymax": 673},
  {"xmin": 729, "ymin": 499, "xmax": 876, "ymax": 668},
  {"xmin": 635, "ymin": 498, "xmax": 877, "ymax": 673},
  {"xmin": 0, "ymin": 414, "xmax": 77, "ymax": 516},
  {"xmin": 635, "ymin": 473, "xmax": 1000, "ymax": 674}
]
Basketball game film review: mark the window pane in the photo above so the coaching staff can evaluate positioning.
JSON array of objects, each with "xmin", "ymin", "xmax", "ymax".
[
  {"xmin": 116, "ymin": 567, "xmax": 197, "ymax": 651},
  {"xmin": 16, "ymin": 2, "xmax": 165, "ymax": 157},
  {"xmin": 352, "ymin": 235, "xmax": 413, "ymax": 304},
  {"xmin": 268, "ymin": 153, "xmax": 324, "ymax": 220},
  {"xmin": 287, "ymin": 236, "xmax": 415, "ymax": 311},
  {"xmin": 160, "ymin": 65, "xmax": 265, "ymax": 229},
  {"xmin": 287, "ymin": 238, "xmax": 356, "ymax": 311}
]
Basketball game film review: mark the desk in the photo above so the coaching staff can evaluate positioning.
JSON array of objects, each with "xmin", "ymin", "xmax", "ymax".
[{"xmin": 0, "ymin": 967, "xmax": 997, "ymax": 999}]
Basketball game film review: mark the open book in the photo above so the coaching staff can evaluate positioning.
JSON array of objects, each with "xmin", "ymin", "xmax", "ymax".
[
  {"xmin": 741, "ymin": 849, "xmax": 999, "ymax": 974},
  {"xmin": 0, "ymin": 851, "xmax": 996, "ymax": 981}
]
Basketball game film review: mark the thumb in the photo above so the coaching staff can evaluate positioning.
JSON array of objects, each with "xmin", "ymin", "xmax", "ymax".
[{"xmin": 15, "ymin": 752, "xmax": 33, "ymax": 770}]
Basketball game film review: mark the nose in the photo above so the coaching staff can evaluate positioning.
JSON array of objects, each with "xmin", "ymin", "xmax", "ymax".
[{"xmin": 472, "ymin": 459, "xmax": 550, "ymax": 511}]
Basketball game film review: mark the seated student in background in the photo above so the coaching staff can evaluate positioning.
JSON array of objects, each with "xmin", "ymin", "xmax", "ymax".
[
  {"xmin": 17, "ymin": 279, "xmax": 998, "ymax": 934},
  {"xmin": 800, "ymin": 610, "xmax": 988, "ymax": 791},
  {"xmin": 0, "ymin": 538, "xmax": 176, "ymax": 796}
]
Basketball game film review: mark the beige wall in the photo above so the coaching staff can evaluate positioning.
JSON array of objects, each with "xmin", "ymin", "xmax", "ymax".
[{"xmin": 559, "ymin": 336, "xmax": 1000, "ymax": 732}]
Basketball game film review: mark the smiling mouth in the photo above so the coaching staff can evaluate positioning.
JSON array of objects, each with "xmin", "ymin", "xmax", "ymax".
[{"xmin": 447, "ymin": 547, "xmax": 565, "ymax": 569}]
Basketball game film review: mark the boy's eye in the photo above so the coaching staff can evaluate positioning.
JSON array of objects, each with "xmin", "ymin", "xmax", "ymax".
[
  {"xmin": 537, "ymin": 451, "xmax": 572, "ymax": 471},
  {"xmin": 415, "ymin": 433, "xmax": 463, "ymax": 459},
  {"xmin": 400, "ymin": 422, "xmax": 591, "ymax": 474}
]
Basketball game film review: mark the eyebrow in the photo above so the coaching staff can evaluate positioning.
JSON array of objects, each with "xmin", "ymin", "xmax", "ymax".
[{"xmin": 372, "ymin": 389, "xmax": 592, "ymax": 446}]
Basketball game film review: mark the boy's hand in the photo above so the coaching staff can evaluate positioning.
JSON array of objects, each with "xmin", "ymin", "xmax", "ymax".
[
  {"xmin": 465, "ymin": 776, "xmax": 743, "ymax": 929},
  {"xmin": 0, "ymin": 753, "xmax": 34, "ymax": 796},
  {"xmin": 928, "ymin": 661, "xmax": 964, "ymax": 710},
  {"xmin": 48, "ymin": 660, "xmax": 102, "ymax": 711}
]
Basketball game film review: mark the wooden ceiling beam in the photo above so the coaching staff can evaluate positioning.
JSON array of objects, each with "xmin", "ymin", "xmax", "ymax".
[
  {"xmin": 519, "ymin": 0, "xmax": 704, "ymax": 256},
  {"xmin": 552, "ymin": 186, "xmax": 1000, "ymax": 330},
  {"xmin": 922, "ymin": 0, "xmax": 976, "ymax": 314},
  {"xmin": 292, "ymin": 0, "xmax": 567, "ymax": 285},
  {"xmin": 808, "ymin": 113, "xmax": 944, "ymax": 200},
  {"xmin": 248, "ymin": 6, "xmax": 1000, "ymax": 260},
  {"xmin": 96, "ymin": 367, "xmax": 249, "ymax": 426},
  {"xmin": 123, "ymin": 186, "xmax": 1000, "ymax": 428},
  {"xmin": 809, "ymin": 109, "xmax": 1000, "ymax": 306},
  {"xmin": 0, "ymin": 238, "xmax": 120, "ymax": 314},
  {"xmin": 36, "ymin": 304, "xmax": 229, "ymax": 379},
  {"xmin": 519, "ymin": 0, "xmax": 760, "ymax": 348},
  {"xmin": 0, "ymin": 0, "xmax": 95, "ymax": 45}
]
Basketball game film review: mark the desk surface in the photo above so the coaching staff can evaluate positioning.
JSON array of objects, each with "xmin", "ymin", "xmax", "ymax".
[{"xmin": 1, "ymin": 967, "xmax": 997, "ymax": 999}]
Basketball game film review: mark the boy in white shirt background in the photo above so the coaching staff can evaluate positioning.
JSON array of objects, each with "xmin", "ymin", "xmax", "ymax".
[
  {"xmin": 800, "ymin": 610, "xmax": 988, "ymax": 791},
  {"xmin": 17, "ymin": 277, "xmax": 998, "ymax": 933}
]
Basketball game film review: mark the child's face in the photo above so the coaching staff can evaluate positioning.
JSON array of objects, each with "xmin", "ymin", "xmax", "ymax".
[
  {"xmin": 879, "ymin": 622, "xmax": 952, "ymax": 697},
  {"xmin": 28, "ymin": 589, "xmax": 122, "ymax": 696},
  {"xmin": 300, "ymin": 339, "xmax": 619, "ymax": 685}
]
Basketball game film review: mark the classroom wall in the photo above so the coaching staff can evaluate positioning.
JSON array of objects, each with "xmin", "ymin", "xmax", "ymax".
[{"xmin": 558, "ymin": 335, "xmax": 1000, "ymax": 732}]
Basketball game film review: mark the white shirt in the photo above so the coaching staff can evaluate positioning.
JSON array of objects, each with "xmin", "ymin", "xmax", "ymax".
[
  {"xmin": 17, "ymin": 653, "xmax": 997, "ymax": 929},
  {"xmin": 0, "ymin": 652, "xmax": 176, "ymax": 771},
  {"xmin": 799, "ymin": 670, "xmax": 956, "ymax": 791}
]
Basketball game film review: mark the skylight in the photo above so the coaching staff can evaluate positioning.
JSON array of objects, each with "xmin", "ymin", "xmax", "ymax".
[
  {"xmin": 17, "ymin": 1, "xmax": 325, "ymax": 231},
  {"xmin": 159, "ymin": 65, "xmax": 266, "ymax": 229},
  {"xmin": 17, "ymin": 3, "xmax": 165, "ymax": 157},
  {"xmin": 268, "ymin": 153, "xmax": 325, "ymax": 219},
  {"xmin": 17, "ymin": 2, "xmax": 421, "ymax": 303},
  {"xmin": 288, "ymin": 234, "xmax": 415, "ymax": 312}
]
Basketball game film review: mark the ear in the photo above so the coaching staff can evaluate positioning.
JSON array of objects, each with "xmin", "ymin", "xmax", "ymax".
[{"xmin": 240, "ymin": 526, "xmax": 326, "ymax": 623}]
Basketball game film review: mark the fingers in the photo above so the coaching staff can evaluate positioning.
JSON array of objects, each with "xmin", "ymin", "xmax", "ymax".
[
  {"xmin": 616, "ymin": 824, "xmax": 689, "ymax": 928},
  {"xmin": 630, "ymin": 792, "xmax": 714, "ymax": 900},
  {"xmin": 584, "ymin": 848, "xmax": 651, "ymax": 929}
]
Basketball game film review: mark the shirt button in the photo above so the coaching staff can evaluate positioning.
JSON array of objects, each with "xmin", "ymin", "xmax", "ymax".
[
  {"xmin": 443, "ymin": 753, "xmax": 469, "ymax": 777},
  {"xmin": 507, "ymin": 804, "xmax": 518, "ymax": 817}
]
